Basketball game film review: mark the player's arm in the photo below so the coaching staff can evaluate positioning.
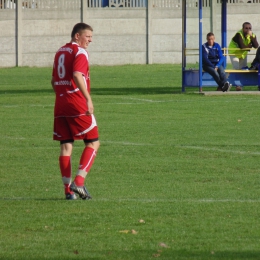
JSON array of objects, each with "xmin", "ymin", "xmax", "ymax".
[{"xmin": 73, "ymin": 71, "xmax": 93, "ymax": 114}]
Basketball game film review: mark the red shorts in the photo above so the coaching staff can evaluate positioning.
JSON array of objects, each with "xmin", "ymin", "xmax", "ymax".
[{"xmin": 53, "ymin": 114, "xmax": 99, "ymax": 142}]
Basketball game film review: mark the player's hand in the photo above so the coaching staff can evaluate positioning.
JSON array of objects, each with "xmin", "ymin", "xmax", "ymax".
[
  {"xmin": 86, "ymin": 99, "xmax": 94, "ymax": 115},
  {"xmin": 215, "ymin": 67, "xmax": 218, "ymax": 71},
  {"xmin": 248, "ymin": 30, "xmax": 253, "ymax": 37}
]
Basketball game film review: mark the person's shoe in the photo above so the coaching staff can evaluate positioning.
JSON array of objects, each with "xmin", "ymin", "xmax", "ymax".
[
  {"xmin": 222, "ymin": 81, "xmax": 230, "ymax": 92},
  {"xmin": 236, "ymin": 86, "xmax": 242, "ymax": 91},
  {"xmin": 249, "ymin": 64, "xmax": 258, "ymax": 70},
  {"xmin": 65, "ymin": 193, "xmax": 77, "ymax": 200},
  {"xmin": 241, "ymin": 66, "xmax": 249, "ymax": 70},
  {"xmin": 258, "ymin": 86, "xmax": 260, "ymax": 91},
  {"xmin": 70, "ymin": 182, "xmax": 92, "ymax": 200},
  {"xmin": 82, "ymin": 186, "xmax": 92, "ymax": 200}
]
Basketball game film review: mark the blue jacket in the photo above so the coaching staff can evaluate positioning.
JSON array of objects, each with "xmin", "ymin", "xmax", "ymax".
[{"xmin": 202, "ymin": 42, "xmax": 224, "ymax": 68}]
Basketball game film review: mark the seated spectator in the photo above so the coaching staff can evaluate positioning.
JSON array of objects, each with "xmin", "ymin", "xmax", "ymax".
[
  {"xmin": 229, "ymin": 22, "xmax": 259, "ymax": 90},
  {"xmin": 202, "ymin": 32, "xmax": 231, "ymax": 92},
  {"xmin": 228, "ymin": 22, "xmax": 259, "ymax": 70}
]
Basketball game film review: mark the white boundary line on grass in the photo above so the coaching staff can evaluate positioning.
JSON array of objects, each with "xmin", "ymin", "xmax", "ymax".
[
  {"xmin": 103, "ymin": 140, "xmax": 154, "ymax": 146},
  {"xmin": 102, "ymin": 141, "xmax": 260, "ymax": 156},
  {"xmin": 95, "ymin": 198, "xmax": 260, "ymax": 203},
  {"xmin": 177, "ymin": 145, "xmax": 260, "ymax": 156},
  {"xmin": 1, "ymin": 140, "xmax": 260, "ymax": 156},
  {"xmin": 1, "ymin": 104, "xmax": 54, "ymax": 108},
  {"xmin": 126, "ymin": 97, "xmax": 165, "ymax": 103},
  {"xmin": 2, "ymin": 136, "xmax": 26, "ymax": 140},
  {"xmin": 1, "ymin": 96, "xmax": 258, "ymax": 108}
]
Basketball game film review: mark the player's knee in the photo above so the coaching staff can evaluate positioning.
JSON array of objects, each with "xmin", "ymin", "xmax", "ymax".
[
  {"xmin": 60, "ymin": 142, "xmax": 73, "ymax": 156},
  {"xmin": 85, "ymin": 139, "xmax": 100, "ymax": 152},
  {"xmin": 92, "ymin": 140, "xmax": 100, "ymax": 151}
]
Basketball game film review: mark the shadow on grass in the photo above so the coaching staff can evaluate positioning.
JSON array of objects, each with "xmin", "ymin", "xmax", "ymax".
[
  {"xmin": 0, "ymin": 87, "xmax": 182, "ymax": 95},
  {"xmin": 0, "ymin": 89, "xmax": 54, "ymax": 95},
  {"xmin": 92, "ymin": 87, "xmax": 181, "ymax": 95},
  {"xmin": 1, "ymin": 197, "xmax": 66, "ymax": 201},
  {"xmin": 1, "ymin": 249, "xmax": 260, "ymax": 259}
]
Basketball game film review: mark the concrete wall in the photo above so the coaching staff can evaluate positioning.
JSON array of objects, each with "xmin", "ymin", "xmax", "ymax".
[
  {"xmin": 0, "ymin": 10, "xmax": 16, "ymax": 67},
  {"xmin": 0, "ymin": 0, "xmax": 260, "ymax": 67}
]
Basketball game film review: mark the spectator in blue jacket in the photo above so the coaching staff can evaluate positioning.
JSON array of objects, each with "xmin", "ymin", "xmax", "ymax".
[{"xmin": 202, "ymin": 32, "xmax": 231, "ymax": 91}]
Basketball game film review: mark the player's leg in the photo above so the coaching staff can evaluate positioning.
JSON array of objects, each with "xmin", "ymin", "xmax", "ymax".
[
  {"xmin": 70, "ymin": 139, "xmax": 100, "ymax": 199},
  {"xmin": 69, "ymin": 114, "xmax": 100, "ymax": 199},
  {"xmin": 74, "ymin": 140, "xmax": 100, "ymax": 186},
  {"xmin": 59, "ymin": 141, "xmax": 77, "ymax": 199},
  {"xmin": 54, "ymin": 117, "xmax": 76, "ymax": 200}
]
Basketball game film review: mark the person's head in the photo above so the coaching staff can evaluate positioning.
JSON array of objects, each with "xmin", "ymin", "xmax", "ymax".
[
  {"xmin": 242, "ymin": 22, "xmax": 252, "ymax": 35},
  {"xmin": 206, "ymin": 32, "xmax": 215, "ymax": 46},
  {"xmin": 71, "ymin": 23, "xmax": 93, "ymax": 49}
]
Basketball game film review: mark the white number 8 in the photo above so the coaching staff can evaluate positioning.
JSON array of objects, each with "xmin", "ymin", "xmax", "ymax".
[{"xmin": 58, "ymin": 54, "xmax": 65, "ymax": 79}]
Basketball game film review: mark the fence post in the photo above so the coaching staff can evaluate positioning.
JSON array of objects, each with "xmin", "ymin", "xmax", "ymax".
[
  {"xmin": 147, "ymin": 0, "xmax": 152, "ymax": 64},
  {"xmin": 81, "ymin": 0, "xmax": 88, "ymax": 23},
  {"xmin": 210, "ymin": 0, "xmax": 215, "ymax": 33},
  {"xmin": 16, "ymin": 0, "xmax": 22, "ymax": 66}
]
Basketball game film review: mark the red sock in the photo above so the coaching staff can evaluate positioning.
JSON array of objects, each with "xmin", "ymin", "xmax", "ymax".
[
  {"xmin": 74, "ymin": 147, "xmax": 97, "ymax": 186},
  {"xmin": 74, "ymin": 175, "xmax": 85, "ymax": 186},
  {"xmin": 59, "ymin": 156, "xmax": 72, "ymax": 194}
]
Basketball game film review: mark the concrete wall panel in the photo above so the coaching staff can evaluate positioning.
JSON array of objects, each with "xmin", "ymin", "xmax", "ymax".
[
  {"xmin": 22, "ymin": 19, "xmax": 79, "ymax": 36},
  {"xmin": 88, "ymin": 18, "xmax": 146, "ymax": 35},
  {"xmin": 90, "ymin": 51, "xmax": 146, "ymax": 65},
  {"xmin": 21, "ymin": 10, "xmax": 80, "ymax": 20},
  {"xmin": 0, "ymin": 54, "xmax": 16, "ymax": 67},
  {"xmin": 88, "ymin": 35, "xmax": 146, "ymax": 52},
  {"xmin": 22, "ymin": 36, "xmax": 69, "ymax": 53},
  {"xmin": 153, "ymin": 51, "xmax": 181, "ymax": 64},
  {"xmin": 0, "ymin": 37, "xmax": 15, "ymax": 54},
  {"xmin": 86, "ymin": 9, "xmax": 146, "ymax": 19},
  {"xmin": 22, "ymin": 53, "xmax": 54, "ymax": 67},
  {"xmin": 1, "ymin": 3, "xmax": 260, "ymax": 67},
  {"xmin": 151, "ymin": 18, "xmax": 182, "ymax": 35},
  {"xmin": 0, "ymin": 20, "xmax": 15, "ymax": 36},
  {"xmin": 152, "ymin": 36, "xmax": 179, "ymax": 52}
]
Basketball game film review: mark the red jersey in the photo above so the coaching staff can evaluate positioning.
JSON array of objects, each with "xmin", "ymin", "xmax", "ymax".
[{"xmin": 52, "ymin": 42, "xmax": 90, "ymax": 117}]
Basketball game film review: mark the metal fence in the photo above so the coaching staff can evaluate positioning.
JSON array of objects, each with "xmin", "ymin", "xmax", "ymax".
[{"xmin": 0, "ymin": 0, "xmax": 259, "ymax": 9}]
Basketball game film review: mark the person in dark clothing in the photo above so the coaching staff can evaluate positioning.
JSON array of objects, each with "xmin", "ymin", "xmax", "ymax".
[
  {"xmin": 202, "ymin": 32, "xmax": 231, "ymax": 92},
  {"xmin": 249, "ymin": 47, "xmax": 260, "ymax": 70}
]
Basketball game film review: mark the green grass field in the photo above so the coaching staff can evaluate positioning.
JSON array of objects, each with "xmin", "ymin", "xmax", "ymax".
[{"xmin": 0, "ymin": 65, "xmax": 260, "ymax": 260}]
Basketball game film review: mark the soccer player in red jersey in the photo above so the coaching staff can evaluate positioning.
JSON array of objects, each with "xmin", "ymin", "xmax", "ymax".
[{"xmin": 51, "ymin": 23, "xmax": 100, "ymax": 200}]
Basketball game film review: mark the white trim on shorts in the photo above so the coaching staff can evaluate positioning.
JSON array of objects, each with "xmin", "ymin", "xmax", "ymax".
[{"xmin": 75, "ymin": 114, "xmax": 97, "ymax": 137}]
